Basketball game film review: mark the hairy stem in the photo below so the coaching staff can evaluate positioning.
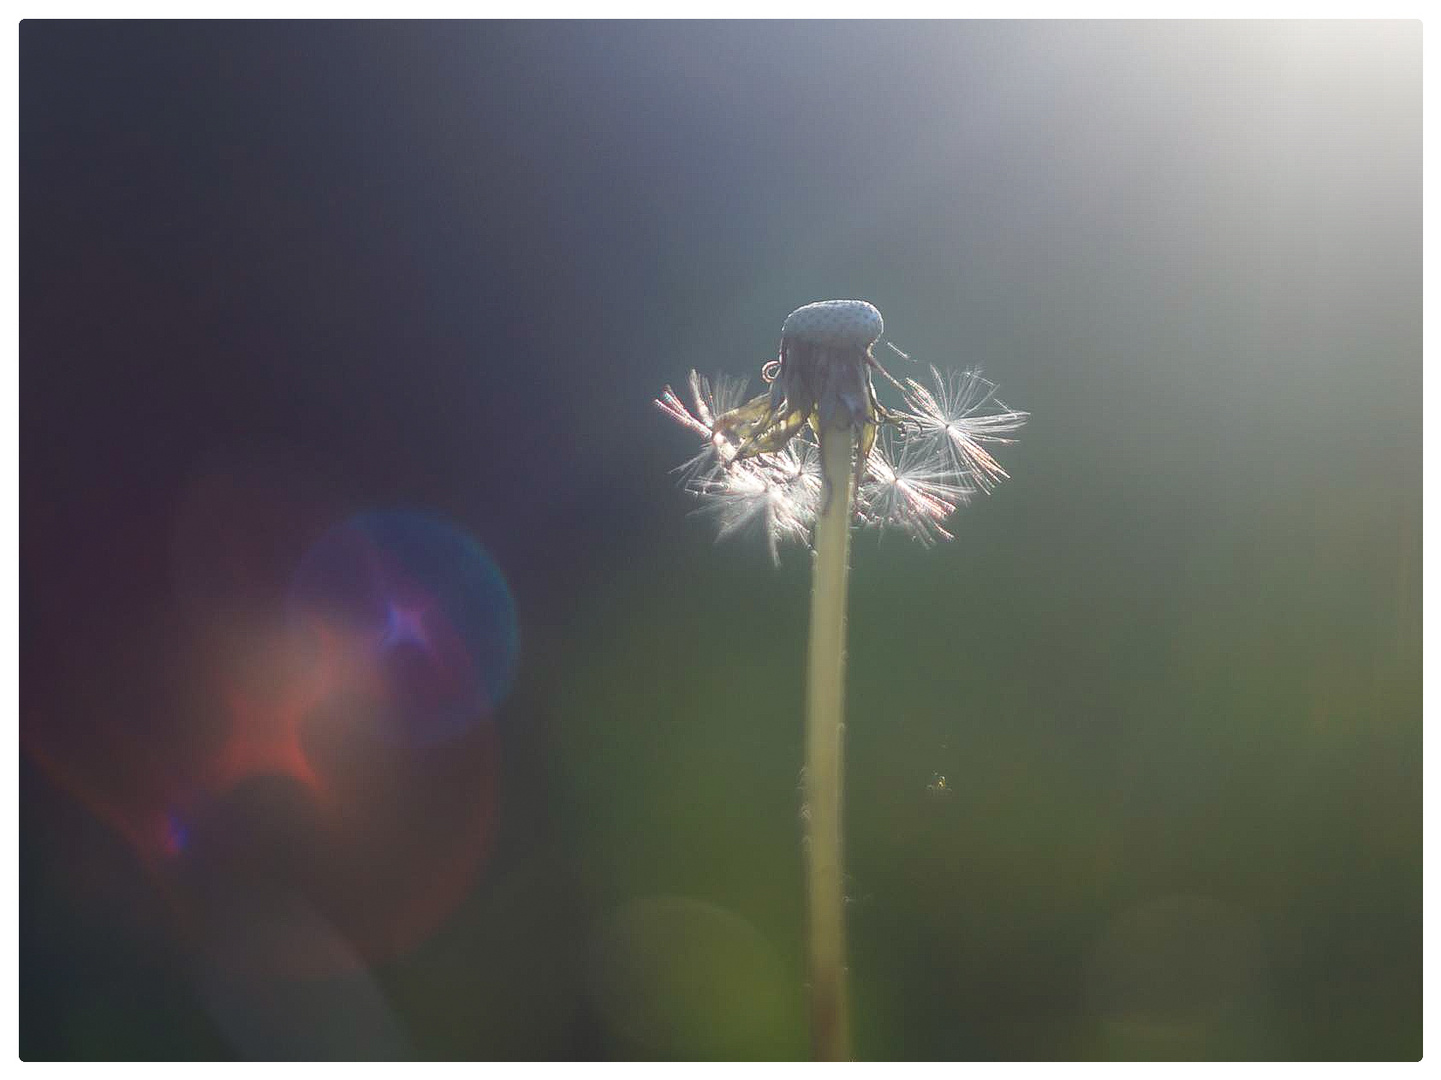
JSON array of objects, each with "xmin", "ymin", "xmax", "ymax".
[{"xmin": 805, "ymin": 425, "xmax": 855, "ymax": 1061}]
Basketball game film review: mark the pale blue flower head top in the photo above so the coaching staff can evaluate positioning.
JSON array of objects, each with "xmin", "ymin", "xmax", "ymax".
[{"xmin": 780, "ymin": 299, "xmax": 884, "ymax": 349}]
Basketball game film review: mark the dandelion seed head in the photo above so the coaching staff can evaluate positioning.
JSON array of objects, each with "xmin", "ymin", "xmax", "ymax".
[
  {"xmin": 655, "ymin": 310, "xmax": 1025, "ymax": 558},
  {"xmin": 768, "ymin": 300, "xmax": 889, "ymax": 449},
  {"xmin": 780, "ymin": 299, "xmax": 884, "ymax": 350}
]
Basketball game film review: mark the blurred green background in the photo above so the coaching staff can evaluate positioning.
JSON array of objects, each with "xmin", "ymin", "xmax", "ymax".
[{"xmin": 22, "ymin": 20, "xmax": 1418, "ymax": 1060}]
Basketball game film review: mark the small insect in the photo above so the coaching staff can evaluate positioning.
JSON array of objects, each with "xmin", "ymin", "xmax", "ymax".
[
  {"xmin": 842, "ymin": 873, "xmax": 873, "ymax": 911},
  {"xmin": 926, "ymin": 772, "xmax": 951, "ymax": 797}
]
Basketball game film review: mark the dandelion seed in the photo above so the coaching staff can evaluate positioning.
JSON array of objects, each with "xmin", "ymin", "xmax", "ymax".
[
  {"xmin": 858, "ymin": 430, "xmax": 974, "ymax": 546},
  {"xmin": 901, "ymin": 365, "xmax": 1030, "ymax": 492},
  {"xmin": 654, "ymin": 371, "xmax": 756, "ymax": 484},
  {"xmin": 692, "ymin": 440, "xmax": 821, "ymax": 564}
]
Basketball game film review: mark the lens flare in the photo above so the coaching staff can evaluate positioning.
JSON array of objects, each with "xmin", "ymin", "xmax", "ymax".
[
  {"xmin": 26, "ymin": 498, "xmax": 514, "ymax": 979},
  {"xmin": 288, "ymin": 510, "xmax": 519, "ymax": 747}
]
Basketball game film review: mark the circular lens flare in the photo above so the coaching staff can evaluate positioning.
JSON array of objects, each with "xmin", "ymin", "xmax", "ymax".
[
  {"xmin": 288, "ymin": 510, "xmax": 519, "ymax": 747},
  {"xmin": 27, "ymin": 498, "xmax": 516, "ymax": 979}
]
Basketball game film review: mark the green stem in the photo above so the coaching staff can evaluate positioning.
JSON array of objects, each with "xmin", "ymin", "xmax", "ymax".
[{"xmin": 805, "ymin": 425, "xmax": 855, "ymax": 1061}]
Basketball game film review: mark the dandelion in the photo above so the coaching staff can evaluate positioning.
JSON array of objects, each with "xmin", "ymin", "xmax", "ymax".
[
  {"xmin": 859, "ymin": 428, "xmax": 975, "ymax": 547},
  {"xmin": 654, "ymin": 300, "xmax": 1025, "ymax": 1060},
  {"xmin": 900, "ymin": 362, "xmax": 1029, "ymax": 492}
]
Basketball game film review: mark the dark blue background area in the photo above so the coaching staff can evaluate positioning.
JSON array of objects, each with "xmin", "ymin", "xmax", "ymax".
[{"xmin": 21, "ymin": 21, "xmax": 1419, "ymax": 1060}]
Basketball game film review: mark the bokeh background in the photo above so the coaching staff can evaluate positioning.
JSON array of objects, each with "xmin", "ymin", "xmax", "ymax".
[{"xmin": 20, "ymin": 20, "xmax": 1419, "ymax": 1061}]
